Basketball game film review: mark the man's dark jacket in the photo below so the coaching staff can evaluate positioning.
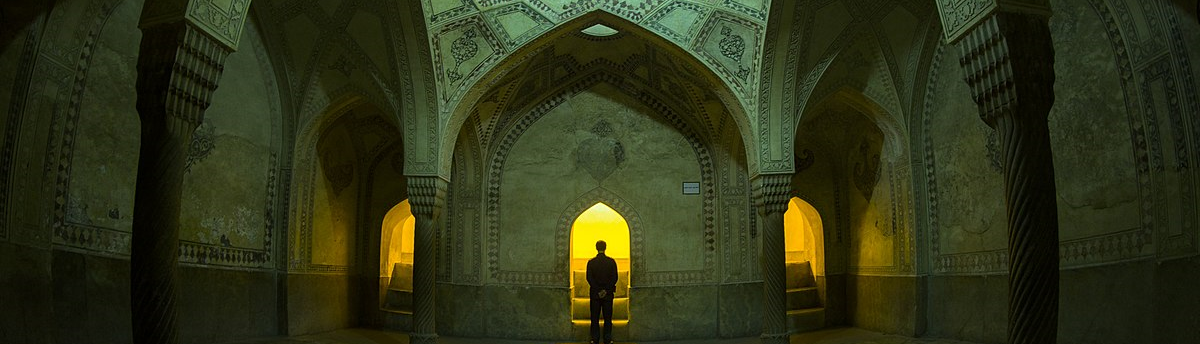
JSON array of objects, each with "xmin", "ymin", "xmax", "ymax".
[{"xmin": 586, "ymin": 253, "xmax": 618, "ymax": 299}]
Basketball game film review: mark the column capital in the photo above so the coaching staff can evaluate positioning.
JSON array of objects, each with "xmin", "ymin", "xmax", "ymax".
[
  {"xmin": 752, "ymin": 174, "xmax": 791, "ymax": 216},
  {"xmin": 135, "ymin": 22, "xmax": 231, "ymax": 130},
  {"xmin": 936, "ymin": 0, "xmax": 1051, "ymax": 43},
  {"xmin": 407, "ymin": 176, "xmax": 448, "ymax": 218},
  {"xmin": 139, "ymin": 0, "xmax": 253, "ymax": 51},
  {"xmin": 956, "ymin": 12, "xmax": 1055, "ymax": 128}
]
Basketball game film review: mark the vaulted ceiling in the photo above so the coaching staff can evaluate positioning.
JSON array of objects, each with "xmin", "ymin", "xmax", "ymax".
[{"xmin": 247, "ymin": 0, "xmax": 943, "ymax": 176}]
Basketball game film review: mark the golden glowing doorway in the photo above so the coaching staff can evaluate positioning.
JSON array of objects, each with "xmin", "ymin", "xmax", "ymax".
[
  {"xmin": 380, "ymin": 200, "xmax": 415, "ymax": 313},
  {"xmin": 570, "ymin": 202, "xmax": 631, "ymax": 328},
  {"xmin": 783, "ymin": 197, "xmax": 825, "ymax": 320}
]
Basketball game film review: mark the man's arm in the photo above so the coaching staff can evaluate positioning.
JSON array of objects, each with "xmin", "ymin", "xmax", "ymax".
[
  {"xmin": 586, "ymin": 260, "xmax": 596, "ymax": 286},
  {"xmin": 605, "ymin": 259, "xmax": 619, "ymax": 286}
]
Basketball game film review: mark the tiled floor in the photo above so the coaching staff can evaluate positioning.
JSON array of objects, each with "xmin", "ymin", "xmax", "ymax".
[{"xmin": 228, "ymin": 327, "xmax": 983, "ymax": 344}]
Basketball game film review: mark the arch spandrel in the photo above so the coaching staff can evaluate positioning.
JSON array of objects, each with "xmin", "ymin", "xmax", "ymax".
[{"xmin": 435, "ymin": 10, "xmax": 760, "ymax": 179}]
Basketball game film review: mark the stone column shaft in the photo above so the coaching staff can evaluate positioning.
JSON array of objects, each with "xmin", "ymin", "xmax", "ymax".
[
  {"xmin": 130, "ymin": 22, "xmax": 230, "ymax": 344},
  {"xmin": 407, "ymin": 176, "xmax": 448, "ymax": 344},
  {"xmin": 957, "ymin": 12, "xmax": 1060, "ymax": 344},
  {"xmin": 753, "ymin": 174, "xmax": 791, "ymax": 344}
]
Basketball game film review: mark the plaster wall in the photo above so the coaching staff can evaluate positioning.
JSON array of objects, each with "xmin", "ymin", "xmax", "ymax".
[
  {"xmin": 286, "ymin": 273, "xmax": 358, "ymax": 335},
  {"xmin": 438, "ymin": 71, "xmax": 756, "ymax": 340},
  {"xmin": 0, "ymin": 0, "xmax": 287, "ymax": 342},
  {"xmin": 62, "ymin": 0, "xmax": 281, "ymax": 263},
  {"xmin": 0, "ymin": 242, "xmax": 54, "ymax": 343},
  {"xmin": 927, "ymin": 257, "xmax": 1200, "ymax": 344},
  {"xmin": 919, "ymin": 0, "xmax": 1200, "ymax": 342},
  {"xmin": 49, "ymin": 251, "xmax": 279, "ymax": 344},
  {"xmin": 288, "ymin": 106, "xmax": 406, "ymax": 333},
  {"xmin": 845, "ymin": 275, "xmax": 925, "ymax": 336},
  {"xmin": 495, "ymin": 84, "xmax": 703, "ymax": 275},
  {"xmin": 793, "ymin": 89, "xmax": 918, "ymax": 334}
]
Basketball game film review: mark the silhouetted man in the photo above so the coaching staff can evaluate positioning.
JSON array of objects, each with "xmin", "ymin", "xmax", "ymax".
[{"xmin": 586, "ymin": 240, "xmax": 618, "ymax": 344}]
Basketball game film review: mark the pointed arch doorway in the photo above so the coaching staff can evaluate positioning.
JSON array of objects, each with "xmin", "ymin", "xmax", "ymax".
[
  {"xmin": 784, "ymin": 197, "xmax": 827, "ymax": 331},
  {"xmin": 570, "ymin": 203, "xmax": 631, "ymax": 331},
  {"xmin": 380, "ymin": 200, "xmax": 416, "ymax": 314}
]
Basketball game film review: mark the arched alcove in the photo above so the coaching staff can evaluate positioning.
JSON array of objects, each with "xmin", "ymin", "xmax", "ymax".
[
  {"xmin": 381, "ymin": 200, "xmax": 415, "ymax": 278},
  {"xmin": 287, "ymin": 97, "xmax": 408, "ymax": 334},
  {"xmin": 436, "ymin": 10, "xmax": 756, "ymax": 341},
  {"xmin": 569, "ymin": 203, "xmax": 632, "ymax": 328},
  {"xmin": 785, "ymin": 197, "xmax": 825, "ymax": 274},
  {"xmin": 438, "ymin": 10, "xmax": 758, "ymax": 177},
  {"xmin": 380, "ymin": 200, "xmax": 416, "ymax": 313}
]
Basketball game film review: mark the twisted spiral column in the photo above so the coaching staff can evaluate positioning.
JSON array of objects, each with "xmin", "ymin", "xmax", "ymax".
[
  {"xmin": 407, "ymin": 176, "xmax": 448, "ymax": 344},
  {"xmin": 131, "ymin": 23, "xmax": 230, "ymax": 344},
  {"xmin": 753, "ymin": 174, "xmax": 792, "ymax": 344},
  {"xmin": 957, "ymin": 12, "xmax": 1060, "ymax": 344}
]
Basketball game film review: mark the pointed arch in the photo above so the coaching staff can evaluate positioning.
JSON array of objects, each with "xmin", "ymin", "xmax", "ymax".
[
  {"xmin": 785, "ymin": 195, "xmax": 827, "ymax": 276},
  {"xmin": 813, "ymin": 87, "xmax": 910, "ymax": 163},
  {"xmin": 380, "ymin": 200, "xmax": 415, "ymax": 277},
  {"xmin": 480, "ymin": 70, "xmax": 720, "ymax": 286},
  {"xmin": 288, "ymin": 94, "xmax": 400, "ymax": 271},
  {"xmin": 554, "ymin": 187, "xmax": 646, "ymax": 285},
  {"xmin": 438, "ymin": 10, "xmax": 757, "ymax": 178}
]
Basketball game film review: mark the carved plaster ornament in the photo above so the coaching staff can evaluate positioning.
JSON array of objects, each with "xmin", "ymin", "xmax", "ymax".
[
  {"xmin": 853, "ymin": 140, "xmax": 881, "ymax": 199},
  {"xmin": 447, "ymin": 27, "xmax": 479, "ymax": 81},
  {"xmin": 575, "ymin": 119, "xmax": 626, "ymax": 182}
]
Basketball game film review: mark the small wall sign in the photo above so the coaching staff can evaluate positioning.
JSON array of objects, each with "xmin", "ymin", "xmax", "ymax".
[{"xmin": 682, "ymin": 182, "xmax": 700, "ymax": 195}]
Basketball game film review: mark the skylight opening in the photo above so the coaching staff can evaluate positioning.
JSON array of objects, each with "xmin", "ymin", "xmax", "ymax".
[{"xmin": 581, "ymin": 23, "xmax": 619, "ymax": 37}]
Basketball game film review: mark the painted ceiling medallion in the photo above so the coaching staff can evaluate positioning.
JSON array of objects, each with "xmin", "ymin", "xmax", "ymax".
[{"xmin": 581, "ymin": 23, "xmax": 620, "ymax": 37}]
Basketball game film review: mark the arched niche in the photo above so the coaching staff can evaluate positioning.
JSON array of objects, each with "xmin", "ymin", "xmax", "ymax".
[
  {"xmin": 381, "ymin": 200, "xmax": 416, "ymax": 279},
  {"xmin": 436, "ymin": 9, "xmax": 757, "ymax": 340},
  {"xmin": 287, "ymin": 96, "xmax": 408, "ymax": 333},
  {"xmin": 568, "ymin": 202, "xmax": 633, "ymax": 326},
  {"xmin": 571, "ymin": 202, "xmax": 631, "ymax": 270},
  {"xmin": 438, "ymin": 10, "xmax": 758, "ymax": 178},
  {"xmin": 785, "ymin": 197, "xmax": 825, "ymax": 276}
]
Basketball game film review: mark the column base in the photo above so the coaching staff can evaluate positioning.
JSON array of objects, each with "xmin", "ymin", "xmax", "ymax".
[
  {"xmin": 760, "ymin": 331, "xmax": 789, "ymax": 344},
  {"xmin": 409, "ymin": 332, "xmax": 438, "ymax": 344}
]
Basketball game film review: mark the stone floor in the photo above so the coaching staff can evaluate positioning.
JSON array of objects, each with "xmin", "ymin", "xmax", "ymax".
[{"xmin": 227, "ymin": 327, "xmax": 983, "ymax": 344}]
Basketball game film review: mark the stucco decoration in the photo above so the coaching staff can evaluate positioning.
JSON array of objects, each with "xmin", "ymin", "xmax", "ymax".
[
  {"xmin": 439, "ymin": 11, "xmax": 757, "ymax": 186},
  {"xmin": 933, "ymin": 0, "xmax": 1050, "ymax": 43},
  {"xmin": 434, "ymin": 16, "xmax": 505, "ymax": 90},
  {"xmin": 289, "ymin": 100, "xmax": 405, "ymax": 273},
  {"xmin": 140, "ymin": 0, "xmax": 253, "ymax": 50},
  {"xmin": 428, "ymin": 2, "xmax": 768, "ymax": 179},
  {"xmin": 796, "ymin": 90, "xmax": 915, "ymax": 275},
  {"xmin": 253, "ymin": 0, "xmax": 437, "ymax": 176},
  {"xmin": 487, "ymin": 80, "xmax": 715, "ymax": 286},
  {"xmin": 761, "ymin": 0, "xmax": 934, "ymax": 175},
  {"xmin": 26, "ymin": 0, "xmax": 285, "ymax": 269},
  {"xmin": 433, "ymin": 18, "xmax": 755, "ymax": 292},
  {"xmin": 694, "ymin": 11, "xmax": 761, "ymax": 90},
  {"xmin": 921, "ymin": 0, "xmax": 1199, "ymax": 274}
]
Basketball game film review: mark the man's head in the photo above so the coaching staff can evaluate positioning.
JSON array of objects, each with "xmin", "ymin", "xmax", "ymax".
[{"xmin": 596, "ymin": 240, "xmax": 607, "ymax": 253}]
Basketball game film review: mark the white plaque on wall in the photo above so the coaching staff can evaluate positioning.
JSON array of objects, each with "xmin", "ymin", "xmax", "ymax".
[{"xmin": 682, "ymin": 182, "xmax": 700, "ymax": 195}]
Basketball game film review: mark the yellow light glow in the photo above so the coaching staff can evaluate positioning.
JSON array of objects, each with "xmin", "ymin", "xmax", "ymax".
[
  {"xmin": 571, "ymin": 203, "xmax": 630, "ymax": 260},
  {"xmin": 381, "ymin": 200, "xmax": 414, "ymax": 276},
  {"xmin": 784, "ymin": 197, "xmax": 823, "ymax": 264},
  {"xmin": 399, "ymin": 216, "xmax": 415, "ymax": 263},
  {"xmin": 784, "ymin": 199, "xmax": 809, "ymax": 255}
]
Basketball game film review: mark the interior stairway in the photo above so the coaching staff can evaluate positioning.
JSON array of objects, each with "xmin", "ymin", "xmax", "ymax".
[
  {"xmin": 570, "ymin": 269, "xmax": 630, "ymax": 341},
  {"xmin": 382, "ymin": 263, "xmax": 414, "ymax": 331},
  {"xmin": 785, "ymin": 260, "xmax": 824, "ymax": 333}
]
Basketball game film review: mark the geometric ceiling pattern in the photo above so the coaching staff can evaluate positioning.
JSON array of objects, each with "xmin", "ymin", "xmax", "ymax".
[{"xmin": 423, "ymin": 0, "xmax": 771, "ymax": 117}]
